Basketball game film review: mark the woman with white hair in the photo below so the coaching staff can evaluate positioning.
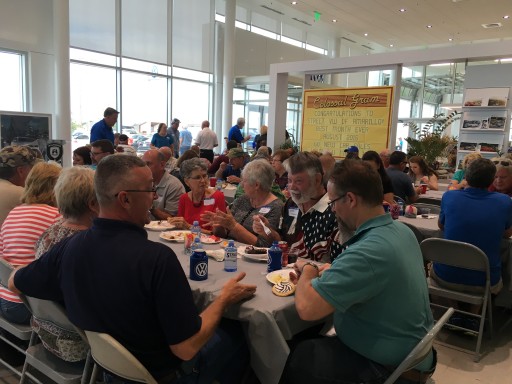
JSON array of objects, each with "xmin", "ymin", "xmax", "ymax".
[
  {"xmin": 450, "ymin": 152, "xmax": 482, "ymax": 190},
  {"xmin": 489, "ymin": 157, "xmax": 512, "ymax": 196},
  {"xmin": 202, "ymin": 160, "xmax": 283, "ymax": 246},
  {"xmin": 35, "ymin": 166, "xmax": 97, "ymax": 258}
]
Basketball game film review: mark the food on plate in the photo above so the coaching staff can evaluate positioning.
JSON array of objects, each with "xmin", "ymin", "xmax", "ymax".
[
  {"xmin": 245, "ymin": 246, "xmax": 267, "ymax": 255},
  {"xmin": 144, "ymin": 221, "xmax": 175, "ymax": 230},
  {"xmin": 272, "ymin": 281, "xmax": 296, "ymax": 297},
  {"xmin": 220, "ymin": 240, "xmax": 229, "ymax": 248},
  {"xmin": 200, "ymin": 234, "xmax": 221, "ymax": 244},
  {"xmin": 267, "ymin": 271, "xmax": 290, "ymax": 285},
  {"xmin": 160, "ymin": 231, "xmax": 189, "ymax": 241}
]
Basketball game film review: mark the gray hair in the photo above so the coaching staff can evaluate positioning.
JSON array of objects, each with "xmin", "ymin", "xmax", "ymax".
[
  {"xmin": 180, "ymin": 158, "xmax": 207, "ymax": 179},
  {"xmin": 55, "ymin": 167, "xmax": 95, "ymax": 220},
  {"xmin": 241, "ymin": 160, "xmax": 274, "ymax": 192},
  {"xmin": 490, "ymin": 157, "xmax": 512, "ymax": 174},
  {"xmin": 95, "ymin": 155, "xmax": 146, "ymax": 205},
  {"xmin": 283, "ymin": 151, "xmax": 323, "ymax": 180}
]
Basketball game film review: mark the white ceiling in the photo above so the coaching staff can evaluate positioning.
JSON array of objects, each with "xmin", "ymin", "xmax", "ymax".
[{"xmin": 246, "ymin": 0, "xmax": 512, "ymax": 53}]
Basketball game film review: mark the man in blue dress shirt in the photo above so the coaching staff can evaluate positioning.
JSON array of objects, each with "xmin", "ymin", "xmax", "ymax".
[
  {"xmin": 90, "ymin": 107, "xmax": 119, "ymax": 144},
  {"xmin": 228, "ymin": 117, "xmax": 251, "ymax": 144}
]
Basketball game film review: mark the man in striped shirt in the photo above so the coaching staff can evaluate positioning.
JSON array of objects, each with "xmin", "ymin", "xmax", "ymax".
[{"xmin": 0, "ymin": 145, "xmax": 41, "ymax": 226}]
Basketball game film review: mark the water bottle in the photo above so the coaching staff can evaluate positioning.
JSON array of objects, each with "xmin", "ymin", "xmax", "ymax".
[
  {"xmin": 267, "ymin": 241, "xmax": 282, "ymax": 273},
  {"xmin": 224, "ymin": 240, "xmax": 237, "ymax": 272},
  {"xmin": 191, "ymin": 237, "xmax": 201, "ymax": 253},
  {"xmin": 191, "ymin": 220, "xmax": 201, "ymax": 240},
  {"xmin": 216, "ymin": 178, "xmax": 223, "ymax": 191},
  {"xmin": 398, "ymin": 200, "xmax": 405, "ymax": 216},
  {"xmin": 190, "ymin": 249, "xmax": 208, "ymax": 281}
]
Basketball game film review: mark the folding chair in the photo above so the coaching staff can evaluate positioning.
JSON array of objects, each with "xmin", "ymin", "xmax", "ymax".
[
  {"xmin": 0, "ymin": 259, "xmax": 33, "ymax": 378},
  {"xmin": 19, "ymin": 295, "xmax": 93, "ymax": 384},
  {"xmin": 401, "ymin": 222, "xmax": 428, "ymax": 276},
  {"xmin": 420, "ymin": 238, "xmax": 493, "ymax": 362},
  {"xmin": 85, "ymin": 331, "xmax": 157, "ymax": 384},
  {"xmin": 383, "ymin": 307, "xmax": 454, "ymax": 384},
  {"xmin": 416, "ymin": 197, "xmax": 441, "ymax": 206}
]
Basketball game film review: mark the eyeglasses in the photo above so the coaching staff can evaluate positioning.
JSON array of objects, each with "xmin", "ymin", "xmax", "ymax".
[
  {"xmin": 187, "ymin": 174, "xmax": 209, "ymax": 181},
  {"xmin": 114, "ymin": 188, "xmax": 157, "ymax": 197},
  {"xmin": 90, "ymin": 151, "xmax": 108, "ymax": 157},
  {"xmin": 493, "ymin": 160, "xmax": 511, "ymax": 166},
  {"xmin": 327, "ymin": 194, "xmax": 346, "ymax": 209}
]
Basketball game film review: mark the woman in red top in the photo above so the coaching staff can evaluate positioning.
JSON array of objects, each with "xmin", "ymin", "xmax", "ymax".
[{"xmin": 168, "ymin": 158, "xmax": 226, "ymax": 231}]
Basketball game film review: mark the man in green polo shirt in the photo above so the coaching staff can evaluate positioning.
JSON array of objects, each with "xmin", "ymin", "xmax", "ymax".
[{"xmin": 284, "ymin": 160, "xmax": 435, "ymax": 384}]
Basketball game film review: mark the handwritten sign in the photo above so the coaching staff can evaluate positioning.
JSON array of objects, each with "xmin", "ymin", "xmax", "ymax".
[{"xmin": 301, "ymin": 86, "xmax": 394, "ymax": 158}]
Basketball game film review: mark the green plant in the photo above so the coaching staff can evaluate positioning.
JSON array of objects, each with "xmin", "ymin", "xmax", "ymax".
[{"xmin": 404, "ymin": 112, "xmax": 460, "ymax": 167}]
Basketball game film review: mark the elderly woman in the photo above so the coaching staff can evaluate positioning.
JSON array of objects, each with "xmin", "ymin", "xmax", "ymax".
[
  {"xmin": 0, "ymin": 162, "xmax": 62, "ymax": 324},
  {"xmin": 272, "ymin": 149, "xmax": 290, "ymax": 190},
  {"xmin": 167, "ymin": 158, "xmax": 226, "ymax": 230},
  {"xmin": 35, "ymin": 167, "xmax": 97, "ymax": 258},
  {"xmin": 489, "ymin": 157, "xmax": 512, "ymax": 196},
  {"xmin": 362, "ymin": 150, "xmax": 395, "ymax": 204},
  {"xmin": 171, "ymin": 149, "xmax": 200, "ymax": 192},
  {"xmin": 202, "ymin": 160, "xmax": 283, "ymax": 246},
  {"xmin": 450, "ymin": 152, "xmax": 482, "ymax": 190},
  {"xmin": 150, "ymin": 122, "xmax": 173, "ymax": 149},
  {"xmin": 408, "ymin": 155, "xmax": 439, "ymax": 192},
  {"xmin": 72, "ymin": 146, "xmax": 92, "ymax": 166}
]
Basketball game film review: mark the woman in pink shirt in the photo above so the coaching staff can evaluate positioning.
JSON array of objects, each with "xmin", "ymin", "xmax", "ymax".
[{"xmin": 0, "ymin": 162, "xmax": 61, "ymax": 324}]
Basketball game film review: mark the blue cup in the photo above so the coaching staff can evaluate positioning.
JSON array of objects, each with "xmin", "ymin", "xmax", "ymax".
[{"xmin": 190, "ymin": 250, "xmax": 208, "ymax": 281}]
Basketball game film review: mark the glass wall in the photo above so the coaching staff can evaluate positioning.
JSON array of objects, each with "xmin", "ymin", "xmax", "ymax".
[{"xmin": 0, "ymin": 50, "xmax": 25, "ymax": 111}]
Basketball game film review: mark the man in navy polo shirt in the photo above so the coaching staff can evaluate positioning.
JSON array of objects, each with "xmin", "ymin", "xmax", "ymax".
[
  {"xmin": 9, "ymin": 155, "xmax": 256, "ymax": 383},
  {"xmin": 90, "ymin": 107, "xmax": 119, "ymax": 144},
  {"xmin": 228, "ymin": 117, "xmax": 251, "ymax": 144}
]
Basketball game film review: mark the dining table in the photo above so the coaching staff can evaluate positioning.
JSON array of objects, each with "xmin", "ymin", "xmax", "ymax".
[
  {"xmin": 146, "ymin": 230, "xmax": 320, "ymax": 384},
  {"xmin": 398, "ymin": 214, "xmax": 512, "ymax": 307}
]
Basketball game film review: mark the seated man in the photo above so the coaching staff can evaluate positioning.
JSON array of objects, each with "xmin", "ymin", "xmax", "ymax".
[
  {"xmin": 386, "ymin": 150, "xmax": 417, "ymax": 203},
  {"xmin": 214, "ymin": 148, "xmax": 246, "ymax": 184},
  {"xmin": 159, "ymin": 146, "xmax": 178, "ymax": 174},
  {"xmin": 254, "ymin": 152, "xmax": 340, "ymax": 262},
  {"xmin": 90, "ymin": 139, "xmax": 115, "ymax": 169},
  {"xmin": 9, "ymin": 155, "xmax": 256, "ymax": 383},
  {"xmin": 432, "ymin": 158, "xmax": 512, "ymax": 295},
  {"xmin": 283, "ymin": 160, "xmax": 435, "ymax": 384},
  {"xmin": 208, "ymin": 140, "xmax": 237, "ymax": 175},
  {"xmin": 142, "ymin": 149, "xmax": 185, "ymax": 219}
]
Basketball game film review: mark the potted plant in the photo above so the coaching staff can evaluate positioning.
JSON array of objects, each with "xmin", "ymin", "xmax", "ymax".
[{"xmin": 404, "ymin": 112, "xmax": 460, "ymax": 168}]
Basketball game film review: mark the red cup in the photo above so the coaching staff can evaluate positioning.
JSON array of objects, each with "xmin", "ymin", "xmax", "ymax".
[
  {"xmin": 209, "ymin": 177, "xmax": 217, "ymax": 187},
  {"xmin": 420, "ymin": 184, "xmax": 427, "ymax": 194}
]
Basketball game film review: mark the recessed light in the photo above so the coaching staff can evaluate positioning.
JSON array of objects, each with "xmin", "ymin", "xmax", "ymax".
[
  {"xmin": 399, "ymin": 8, "xmax": 406, "ymax": 12},
  {"xmin": 291, "ymin": 1, "xmax": 297, "ymax": 4},
  {"xmin": 448, "ymin": 38, "xmax": 453, "ymax": 41},
  {"xmin": 504, "ymin": 15, "xmax": 510, "ymax": 19},
  {"xmin": 364, "ymin": 33, "xmax": 368, "ymax": 36},
  {"xmin": 390, "ymin": 44, "xmax": 394, "ymax": 47},
  {"xmin": 426, "ymin": 25, "xmax": 432, "ymax": 28},
  {"xmin": 332, "ymin": 19, "xmax": 337, "ymax": 23}
]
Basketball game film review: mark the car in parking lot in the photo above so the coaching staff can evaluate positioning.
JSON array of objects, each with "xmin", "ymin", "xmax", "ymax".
[
  {"xmin": 136, "ymin": 141, "xmax": 151, "ymax": 157},
  {"xmin": 72, "ymin": 133, "xmax": 90, "ymax": 151}
]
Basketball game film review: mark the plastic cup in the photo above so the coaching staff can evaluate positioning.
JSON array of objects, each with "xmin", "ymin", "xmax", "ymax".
[
  {"xmin": 209, "ymin": 177, "xmax": 217, "ymax": 187},
  {"xmin": 421, "ymin": 208, "xmax": 431, "ymax": 218},
  {"xmin": 419, "ymin": 184, "xmax": 427, "ymax": 194}
]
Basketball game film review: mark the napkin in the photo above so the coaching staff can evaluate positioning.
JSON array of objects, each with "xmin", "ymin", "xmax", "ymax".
[{"xmin": 205, "ymin": 250, "xmax": 224, "ymax": 262}]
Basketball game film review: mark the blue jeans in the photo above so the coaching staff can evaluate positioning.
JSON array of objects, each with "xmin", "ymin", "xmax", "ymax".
[
  {"xmin": 104, "ymin": 319, "xmax": 249, "ymax": 384},
  {"xmin": 0, "ymin": 298, "xmax": 31, "ymax": 325},
  {"xmin": 283, "ymin": 336, "xmax": 436, "ymax": 384}
]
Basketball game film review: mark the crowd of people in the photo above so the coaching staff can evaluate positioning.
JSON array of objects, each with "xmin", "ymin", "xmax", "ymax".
[{"xmin": 2, "ymin": 106, "xmax": 512, "ymax": 383}]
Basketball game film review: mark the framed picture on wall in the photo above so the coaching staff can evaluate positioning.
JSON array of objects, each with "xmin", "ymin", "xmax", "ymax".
[
  {"xmin": 488, "ymin": 116, "xmax": 507, "ymax": 130},
  {"xmin": 463, "ymin": 87, "xmax": 510, "ymax": 107}
]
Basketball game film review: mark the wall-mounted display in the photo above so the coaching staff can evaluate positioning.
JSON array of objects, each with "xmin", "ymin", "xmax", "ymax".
[{"xmin": 463, "ymin": 87, "xmax": 509, "ymax": 107}]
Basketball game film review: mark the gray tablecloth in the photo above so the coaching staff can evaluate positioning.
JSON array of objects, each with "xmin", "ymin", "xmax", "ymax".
[{"xmin": 146, "ymin": 231, "xmax": 318, "ymax": 384}]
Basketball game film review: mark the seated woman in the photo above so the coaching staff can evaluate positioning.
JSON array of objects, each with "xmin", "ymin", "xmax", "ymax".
[
  {"xmin": 489, "ymin": 157, "xmax": 512, "ymax": 196},
  {"xmin": 408, "ymin": 155, "xmax": 439, "ymax": 192},
  {"xmin": 0, "ymin": 162, "xmax": 62, "ymax": 324},
  {"xmin": 35, "ymin": 167, "xmax": 97, "ymax": 258},
  {"xmin": 168, "ymin": 158, "xmax": 226, "ymax": 231},
  {"xmin": 272, "ymin": 149, "xmax": 290, "ymax": 191},
  {"xmin": 362, "ymin": 150, "xmax": 395, "ymax": 205},
  {"xmin": 202, "ymin": 160, "xmax": 283, "ymax": 247},
  {"xmin": 450, "ymin": 152, "xmax": 481, "ymax": 190},
  {"xmin": 72, "ymin": 146, "xmax": 92, "ymax": 166}
]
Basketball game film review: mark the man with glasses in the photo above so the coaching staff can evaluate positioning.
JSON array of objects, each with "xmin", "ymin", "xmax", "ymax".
[
  {"xmin": 90, "ymin": 139, "xmax": 115, "ymax": 169},
  {"xmin": 386, "ymin": 150, "xmax": 418, "ymax": 202},
  {"xmin": 142, "ymin": 149, "xmax": 184, "ymax": 220},
  {"xmin": 284, "ymin": 160, "xmax": 435, "ymax": 384},
  {"xmin": 9, "ymin": 154, "xmax": 256, "ymax": 384}
]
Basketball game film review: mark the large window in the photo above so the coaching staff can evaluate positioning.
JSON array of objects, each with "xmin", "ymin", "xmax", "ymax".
[
  {"xmin": 172, "ymin": 79, "xmax": 210, "ymax": 140},
  {"xmin": 0, "ymin": 50, "xmax": 25, "ymax": 111}
]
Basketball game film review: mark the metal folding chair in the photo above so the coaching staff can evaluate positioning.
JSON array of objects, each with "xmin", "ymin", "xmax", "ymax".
[
  {"xmin": 383, "ymin": 307, "xmax": 454, "ymax": 384},
  {"xmin": 421, "ymin": 238, "xmax": 493, "ymax": 361}
]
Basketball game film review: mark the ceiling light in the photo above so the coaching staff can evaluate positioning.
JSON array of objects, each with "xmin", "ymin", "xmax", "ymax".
[
  {"xmin": 426, "ymin": 25, "xmax": 432, "ymax": 28},
  {"xmin": 448, "ymin": 38, "xmax": 453, "ymax": 41},
  {"xmin": 364, "ymin": 33, "xmax": 368, "ymax": 36},
  {"xmin": 504, "ymin": 15, "xmax": 510, "ymax": 19},
  {"xmin": 332, "ymin": 19, "xmax": 337, "ymax": 23},
  {"xmin": 389, "ymin": 44, "xmax": 394, "ymax": 47},
  {"xmin": 430, "ymin": 63, "xmax": 452, "ymax": 67},
  {"xmin": 291, "ymin": 1, "xmax": 297, "ymax": 4},
  {"xmin": 399, "ymin": 8, "xmax": 406, "ymax": 12},
  {"xmin": 495, "ymin": 58, "xmax": 512, "ymax": 62}
]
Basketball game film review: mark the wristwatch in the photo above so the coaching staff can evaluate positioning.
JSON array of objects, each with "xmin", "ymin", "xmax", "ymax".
[{"xmin": 302, "ymin": 262, "xmax": 319, "ymax": 273}]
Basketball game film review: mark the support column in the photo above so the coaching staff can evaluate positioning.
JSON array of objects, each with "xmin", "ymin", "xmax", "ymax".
[
  {"xmin": 214, "ymin": 22, "xmax": 225, "ymax": 150},
  {"xmin": 53, "ymin": 0, "xmax": 71, "ymax": 167},
  {"xmin": 389, "ymin": 65, "xmax": 402, "ymax": 151},
  {"xmin": 267, "ymin": 67, "xmax": 288, "ymax": 151},
  {"xmin": 221, "ymin": 0, "xmax": 236, "ymax": 145}
]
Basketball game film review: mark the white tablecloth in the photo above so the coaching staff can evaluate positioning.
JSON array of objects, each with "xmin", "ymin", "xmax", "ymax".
[{"xmin": 147, "ymin": 231, "xmax": 319, "ymax": 384}]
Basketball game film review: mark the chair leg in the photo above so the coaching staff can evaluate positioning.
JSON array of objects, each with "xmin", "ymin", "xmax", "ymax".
[
  {"xmin": 89, "ymin": 362, "xmax": 99, "ymax": 384},
  {"xmin": 19, "ymin": 331, "xmax": 38, "ymax": 384},
  {"xmin": 81, "ymin": 351, "xmax": 93, "ymax": 384},
  {"xmin": 487, "ymin": 297, "xmax": 493, "ymax": 339}
]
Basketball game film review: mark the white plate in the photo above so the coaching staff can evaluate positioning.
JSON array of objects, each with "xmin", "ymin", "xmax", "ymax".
[
  {"xmin": 145, "ymin": 221, "xmax": 176, "ymax": 231},
  {"xmin": 200, "ymin": 235, "xmax": 222, "ymax": 244},
  {"xmin": 266, "ymin": 270, "xmax": 293, "ymax": 285},
  {"xmin": 159, "ymin": 230, "xmax": 191, "ymax": 243},
  {"xmin": 222, "ymin": 183, "xmax": 237, "ymax": 190},
  {"xmin": 237, "ymin": 245, "xmax": 268, "ymax": 262}
]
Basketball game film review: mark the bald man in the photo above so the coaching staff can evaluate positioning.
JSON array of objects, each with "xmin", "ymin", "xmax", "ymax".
[
  {"xmin": 159, "ymin": 146, "xmax": 178, "ymax": 173},
  {"xmin": 379, "ymin": 149, "xmax": 392, "ymax": 168}
]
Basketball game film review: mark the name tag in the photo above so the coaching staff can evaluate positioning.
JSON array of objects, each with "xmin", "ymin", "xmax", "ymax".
[
  {"xmin": 289, "ymin": 208, "xmax": 299, "ymax": 218},
  {"xmin": 204, "ymin": 198, "xmax": 215, "ymax": 206},
  {"xmin": 259, "ymin": 207, "xmax": 270, "ymax": 214}
]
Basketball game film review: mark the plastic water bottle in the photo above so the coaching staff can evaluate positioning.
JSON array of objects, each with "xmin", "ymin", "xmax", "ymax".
[
  {"xmin": 191, "ymin": 220, "xmax": 201, "ymax": 240},
  {"xmin": 216, "ymin": 178, "xmax": 223, "ymax": 191},
  {"xmin": 267, "ymin": 241, "xmax": 282, "ymax": 273},
  {"xmin": 191, "ymin": 237, "xmax": 201, "ymax": 253},
  {"xmin": 224, "ymin": 240, "xmax": 237, "ymax": 272}
]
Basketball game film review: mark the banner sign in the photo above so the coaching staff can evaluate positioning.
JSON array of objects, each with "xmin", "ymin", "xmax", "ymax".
[{"xmin": 301, "ymin": 86, "xmax": 394, "ymax": 158}]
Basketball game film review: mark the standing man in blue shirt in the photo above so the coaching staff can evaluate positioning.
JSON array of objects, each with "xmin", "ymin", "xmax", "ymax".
[
  {"xmin": 166, "ymin": 118, "xmax": 181, "ymax": 158},
  {"xmin": 228, "ymin": 117, "xmax": 251, "ymax": 145},
  {"xmin": 90, "ymin": 107, "xmax": 119, "ymax": 144},
  {"xmin": 179, "ymin": 126, "xmax": 193, "ymax": 156}
]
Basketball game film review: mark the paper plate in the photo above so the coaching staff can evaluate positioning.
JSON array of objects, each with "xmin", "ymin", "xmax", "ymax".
[
  {"xmin": 145, "ymin": 221, "xmax": 176, "ymax": 231},
  {"xmin": 159, "ymin": 230, "xmax": 191, "ymax": 243}
]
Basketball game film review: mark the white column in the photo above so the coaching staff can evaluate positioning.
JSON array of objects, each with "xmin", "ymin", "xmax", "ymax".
[
  {"xmin": 221, "ymin": 0, "xmax": 236, "ymax": 144},
  {"xmin": 53, "ymin": 0, "xmax": 71, "ymax": 167},
  {"xmin": 267, "ymin": 67, "xmax": 288, "ymax": 151},
  {"xmin": 389, "ymin": 65, "xmax": 402, "ymax": 151},
  {"xmin": 214, "ymin": 22, "xmax": 225, "ymax": 150}
]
